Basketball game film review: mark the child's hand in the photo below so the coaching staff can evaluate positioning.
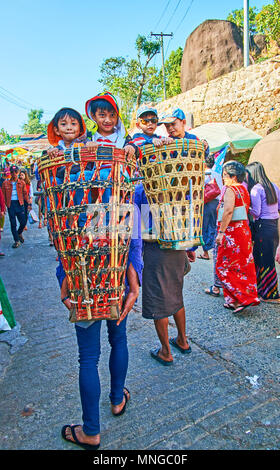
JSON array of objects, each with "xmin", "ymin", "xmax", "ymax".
[
  {"xmin": 162, "ymin": 137, "xmax": 173, "ymax": 145},
  {"xmin": 47, "ymin": 147, "xmax": 59, "ymax": 158},
  {"xmin": 124, "ymin": 145, "xmax": 135, "ymax": 158},
  {"xmin": 86, "ymin": 141, "xmax": 99, "ymax": 151},
  {"xmin": 152, "ymin": 138, "xmax": 164, "ymax": 148}
]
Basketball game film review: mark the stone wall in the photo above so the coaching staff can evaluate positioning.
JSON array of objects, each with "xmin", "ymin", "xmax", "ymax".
[{"xmin": 154, "ymin": 55, "xmax": 280, "ymax": 137}]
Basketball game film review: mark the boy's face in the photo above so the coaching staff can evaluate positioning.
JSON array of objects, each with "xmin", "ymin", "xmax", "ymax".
[
  {"xmin": 93, "ymin": 108, "xmax": 118, "ymax": 136},
  {"xmin": 54, "ymin": 114, "xmax": 81, "ymax": 145},
  {"xmin": 165, "ymin": 118, "xmax": 186, "ymax": 138},
  {"xmin": 136, "ymin": 113, "xmax": 158, "ymax": 136}
]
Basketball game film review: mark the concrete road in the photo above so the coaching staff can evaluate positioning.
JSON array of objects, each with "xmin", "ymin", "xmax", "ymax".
[{"xmin": 0, "ymin": 213, "xmax": 279, "ymax": 452}]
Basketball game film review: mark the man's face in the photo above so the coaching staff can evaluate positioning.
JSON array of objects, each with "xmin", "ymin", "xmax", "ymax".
[
  {"xmin": 11, "ymin": 170, "xmax": 19, "ymax": 180},
  {"xmin": 136, "ymin": 113, "xmax": 158, "ymax": 136},
  {"xmin": 93, "ymin": 108, "xmax": 118, "ymax": 136},
  {"xmin": 164, "ymin": 118, "xmax": 186, "ymax": 138}
]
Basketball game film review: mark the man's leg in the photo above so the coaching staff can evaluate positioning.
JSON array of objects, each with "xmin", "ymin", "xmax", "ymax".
[
  {"xmin": 173, "ymin": 307, "xmax": 191, "ymax": 350},
  {"xmin": 16, "ymin": 203, "xmax": 26, "ymax": 236},
  {"xmin": 8, "ymin": 203, "xmax": 19, "ymax": 242},
  {"xmin": 153, "ymin": 317, "xmax": 173, "ymax": 362}
]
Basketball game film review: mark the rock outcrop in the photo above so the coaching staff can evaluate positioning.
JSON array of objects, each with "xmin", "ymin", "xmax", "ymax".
[{"xmin": 181, "ymin": 20, "xmax": 245, "ymax": 92}]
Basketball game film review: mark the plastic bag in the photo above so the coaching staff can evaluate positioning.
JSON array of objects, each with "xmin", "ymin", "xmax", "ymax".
[
  {"xmin": 28, "ymin": 209, "xmax": 39, "ymax": 224},
  {"xmin": 0, "ymin": 300, "xmax": 11, "ymax": 331}
]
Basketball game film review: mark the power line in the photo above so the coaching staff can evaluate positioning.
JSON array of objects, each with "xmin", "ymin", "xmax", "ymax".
[
  {"xmin": 174, "ymin": 0, "xmax": 195, "ymax": 33},
  {"xmin": 151, "ymin": 32, "xmax": 173, "ymax": 100},
  {"xmin": 165, "ymin": 0, "xmax": 195, "ymax": 56},
  {"xmin": 0, "ymin": 84, "xmax": 54, "ymax": 115},
  {"xmin": 164, "ymin": 0, "xmax": 183, "ymax": 31},
  {"xmin": 153, "ymin": 0, "xmax": 172, "ymax": 30}
]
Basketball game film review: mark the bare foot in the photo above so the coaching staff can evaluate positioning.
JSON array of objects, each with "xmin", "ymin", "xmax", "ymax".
[
  {"xmin": 64, "ymin": 425, "xmax": 100, "ymax": 446},
  {"xmin": 111, "ymin": 388, "xmax": 130, "ymax": 415}
]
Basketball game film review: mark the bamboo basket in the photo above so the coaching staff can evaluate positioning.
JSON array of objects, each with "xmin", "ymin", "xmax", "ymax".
[
  {"xmin": 138, "ymin": 138, "xmax": 205, "ymax": 249},
  {"xmin": 38, "ymin": 146, "xmax": 136, "ymax": 321}
]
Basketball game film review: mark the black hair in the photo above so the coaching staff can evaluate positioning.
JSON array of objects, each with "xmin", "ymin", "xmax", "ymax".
[
  {"xmin": 89, "ymin": 99, "xmax": 116, "ymax": 117},
  {"xmin": 222, "ymin": 160, "xmax": 245, "ymax": 183},
  {"xmin": 246, "ymin": 161, "xmax": 277, "ymax": 205},
  {"xmin": 205, "ymin": 154, "xmax": 215, "ymax": 168},
  {"xmin": 52, "ymin": 108, "xmax": 83, "ymax": 133}
]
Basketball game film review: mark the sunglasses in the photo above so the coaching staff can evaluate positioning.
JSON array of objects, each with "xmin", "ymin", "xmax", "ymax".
[{"xmin": 139, "ymin": 117, "xmax": 158, "ymax": 125}]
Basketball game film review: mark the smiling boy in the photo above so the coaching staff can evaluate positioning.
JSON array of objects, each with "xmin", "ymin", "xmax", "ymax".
[
  {"xmin": 132, "ymin": 105, "xmax": 172, "ymax": 148},
  {"xmin": 85, "ymin": 92, "xmax": 137, "ymax": 158}
]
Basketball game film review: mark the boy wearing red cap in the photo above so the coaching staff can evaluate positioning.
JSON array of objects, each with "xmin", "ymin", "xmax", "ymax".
[{"xmin": 85, "ymin": 92, "xmax": 137, "ymax": 157}]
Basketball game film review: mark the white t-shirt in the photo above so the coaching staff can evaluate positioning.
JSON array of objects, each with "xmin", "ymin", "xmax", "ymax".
[{"xmin": 11, "ymin": 182, "xmax": 18, "ymax": 201}]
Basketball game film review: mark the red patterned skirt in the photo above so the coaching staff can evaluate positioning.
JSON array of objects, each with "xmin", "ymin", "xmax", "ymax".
[{"xmin": 216, "ymin": 220, "xmax": 260, "ymax": 307}]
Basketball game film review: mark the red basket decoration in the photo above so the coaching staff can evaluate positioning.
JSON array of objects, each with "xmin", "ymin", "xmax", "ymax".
[{"xmin": 38, "ymin": 146, "xmax": 137, "ymax": 322}]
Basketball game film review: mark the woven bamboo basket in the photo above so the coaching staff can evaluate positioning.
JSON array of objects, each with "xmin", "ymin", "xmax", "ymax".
[
  {"xmin": 138, "ymin": 138, "xmax": 205, "ymax": 249},
  {"xmin": 38, "ymin": 146, "xmax": 137, "ymax": 322}
]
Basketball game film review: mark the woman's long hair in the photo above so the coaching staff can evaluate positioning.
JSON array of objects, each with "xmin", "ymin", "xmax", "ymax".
[
  {"xmin": 246, "ymin": 161, "xmax": 277, "ymax": 205},
  {"xmin": 20, "ymin": 169, "xmax": 31, "ymax": 186}
]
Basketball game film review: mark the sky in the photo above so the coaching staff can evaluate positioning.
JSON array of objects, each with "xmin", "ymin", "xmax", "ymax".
[{"xmin": 0, "ymin": 0, "xmax": 269, "ymax": 135}]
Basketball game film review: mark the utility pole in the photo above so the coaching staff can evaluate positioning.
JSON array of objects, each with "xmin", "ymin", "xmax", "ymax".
[
  {"xmin": 151, "ymin": 32, "xmax": 173, "ymax": 100},
  {"xmin": 243, "ymin": 0, "xmax": 250, "ymax": 67}
]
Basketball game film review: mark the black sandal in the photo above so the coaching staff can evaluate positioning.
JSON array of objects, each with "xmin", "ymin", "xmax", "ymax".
[
  {"xmin": 205, "ymin": 285, "xmax": 220, "ymax": 297},
  {"xmin": 112, "ymin": 387, "xmax": 130, "ymax": 416},
  {"xmin": 61, "ymin": 424, "xmax": 100, "ymax": 450}
]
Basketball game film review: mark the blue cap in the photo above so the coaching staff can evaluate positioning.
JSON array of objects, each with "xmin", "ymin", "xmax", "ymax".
[
  {"xmin": 136, "ymin": 105, "xmax": 158, "ymax": 119},
  {"xmin": 159, "ymin": 108, "xmax": 186, "ymax": 124}
]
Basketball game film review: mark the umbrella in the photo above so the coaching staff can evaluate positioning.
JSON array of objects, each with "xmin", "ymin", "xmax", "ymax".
[
  {"xmin": 248, "ymin": 129, "xmax": 280, "ymax": 187},
  {"xmin": 192, "ymin": 122, "xmax": 262, "ymax": 153}
]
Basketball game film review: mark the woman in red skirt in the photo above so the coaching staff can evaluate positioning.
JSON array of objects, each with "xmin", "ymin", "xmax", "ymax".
[{"xmin": 216, "ymin": 161, "xmax": 260, "ymax": 314}]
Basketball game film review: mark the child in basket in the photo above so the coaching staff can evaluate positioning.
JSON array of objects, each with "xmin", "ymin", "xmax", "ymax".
[
  {"xmin": 131, "ymin": 105, "xmax": 173, "ymax": 148},
  {"xmin": 46, "ymin": 97, "xmax": 142, "ymax": 450}
]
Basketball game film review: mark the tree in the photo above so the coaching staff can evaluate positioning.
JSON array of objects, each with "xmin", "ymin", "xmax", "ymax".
[
  {"xmin": 22, "ymin": 109, "xmax": 47, "ymax": 135},
  {"xmin": 0, "ymin": 128, "xmax": 20, "ymax": 145},
  {"xmin": 164, "ymin": 47, "xmax": 183, "ymax": 98},
  {"xmin": 227, "ymin": 7, "xmax": 258, "ymax": 35},
  {"xmin": 98, "ymin": 35, "xmax": 161, "ymax": 126},
  {"xmin": 256, "ymin": 0, "xmax": 280, "ymax": 44}
]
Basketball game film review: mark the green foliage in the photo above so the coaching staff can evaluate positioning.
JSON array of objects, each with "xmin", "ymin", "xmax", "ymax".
[
  {"xmin": 98, "ymin": 35, "xmax": 161, "ymax": 126},
  {"xmin": 256, "ymin": 0, "xmax": 280, "ymax": 44},
  {"xmin": 82, "ymin": 114, "xmax": 98, "ymax": 134},
  {"xmin": 22, "ymin": 109, "xmax": 47, "ymax": 135},
  {"xmin": 164, "ymin": 47, "xmax": 183, "ymax": 98},
  {"xmin": 0, "ymin": 128, "xmax": 20, "ymax": 145},
  {"xmin": 227, "ymin": 6, "xmax": 258, "ymax": 35}
]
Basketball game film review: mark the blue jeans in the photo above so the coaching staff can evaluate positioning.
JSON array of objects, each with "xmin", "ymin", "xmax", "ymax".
[
  {"xmin": 75, "ymin": 316, "xmax": 128, "ymax": 435},
  {"xmin": 8, "ymin": 200, "xmax": 26, "ymax": 242}
]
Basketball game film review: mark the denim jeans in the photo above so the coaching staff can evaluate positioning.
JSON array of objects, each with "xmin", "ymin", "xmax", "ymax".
[
  {"xmin": 75, "ymin": 316, "xmax": 128, "ymax": 435},
  {"xmin": 7, "ymin": 200, "xmax": 26, "ymax": 242}
]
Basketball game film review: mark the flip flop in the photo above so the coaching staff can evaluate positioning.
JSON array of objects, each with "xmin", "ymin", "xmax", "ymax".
[
  {"xmin": 112, "ymin": 387, "xmax": 130, "ymax": 416},
  {"xmin": 232, "ymin": 303, "xmax": 256, "ymax": 314},
  {"xmin": 61, "ymin": 424, "xmax": 100, "ymax": 450},
  {"xmin": 223, "ymin": 303, "xmax": 235, "ymax": 310},
  {"xmin": 169, "ymin": 337, "xmax": 192, "ymax": 354},
  {"xmin": 205, "ymin": 286, "xmax": 220, "ymax": 297},
  {"xmin": 198, "ymin": 255, "xmax": 210, "ymax": 260},
  {"xmin": 150, "ymin": 347, "xmax": 173, "ymax": 366}
]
